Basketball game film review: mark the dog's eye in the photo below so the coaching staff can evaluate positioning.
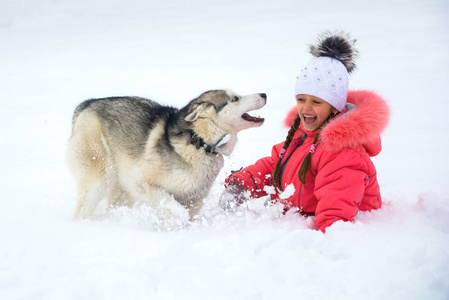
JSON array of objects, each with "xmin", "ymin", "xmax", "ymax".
[{"xmin": 231, "ymin": 97, "xmax": 239, "ymax": 102}]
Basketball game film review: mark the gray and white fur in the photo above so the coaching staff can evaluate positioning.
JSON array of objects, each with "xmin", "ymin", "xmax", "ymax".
[
  {"xmin": 67, "ymin": 90, "xmax": 266, "ymax": 220},
  {"xmin": 310, "ymin": 30, "xmax": 358, "ymax": 73}
]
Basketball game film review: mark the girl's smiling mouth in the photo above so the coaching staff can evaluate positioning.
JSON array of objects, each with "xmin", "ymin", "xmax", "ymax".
[{"xmin": 303, "ymin": 114, "xmax": 317, "ymax": 124}]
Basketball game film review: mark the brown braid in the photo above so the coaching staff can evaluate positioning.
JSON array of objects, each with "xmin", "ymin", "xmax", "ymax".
[
  {"xmin": 297, "ymin": 113, "xmax": 336, "ymax": 184},
  {"xmin": 273, "ymin": 112, "xmax": 336, "ymax": 190},
  {"xmin": 272, "ymin": 114, "xmax": 301, "ymax": 192},
  {"xmin": 297, "ymin": 133, "xmax": 320, "ymax": 184}
]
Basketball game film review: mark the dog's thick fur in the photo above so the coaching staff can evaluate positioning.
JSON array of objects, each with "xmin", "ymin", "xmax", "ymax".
[{"xmin": 67, "ymin": 90, "xmax": 266, "ymax": 220}]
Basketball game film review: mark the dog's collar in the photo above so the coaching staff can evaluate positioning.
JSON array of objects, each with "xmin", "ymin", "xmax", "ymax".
[{"xmin": 188, "ymin": 131, "xmax": 230, "ymax": 155}]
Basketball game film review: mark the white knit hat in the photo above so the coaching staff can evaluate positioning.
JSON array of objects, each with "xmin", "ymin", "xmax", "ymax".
[{"xmin": 294, "ymin": 31, "xmax": 358, "ymax": 112}]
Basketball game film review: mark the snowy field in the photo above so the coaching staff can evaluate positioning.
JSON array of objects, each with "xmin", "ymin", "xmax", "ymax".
[{"xmin": 1, "ymin": 0, "xmax": 448, "ymax": 299}]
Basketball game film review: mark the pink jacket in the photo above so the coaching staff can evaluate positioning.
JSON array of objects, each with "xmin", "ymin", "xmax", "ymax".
[{"xmin": 225, "ymin": 90, "xmax": 390, "ymax": 232}]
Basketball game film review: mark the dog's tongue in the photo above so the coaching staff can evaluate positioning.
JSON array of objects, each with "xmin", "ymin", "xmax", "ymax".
[{"xmin": 242, "ymin": 113, "xmax": 264, "ymax": 123}]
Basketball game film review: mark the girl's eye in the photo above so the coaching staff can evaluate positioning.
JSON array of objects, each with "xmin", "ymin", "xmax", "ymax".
[
  {"xmin": 313, "ymin": 100, "xmax": 322, "ymax": 104},
  {"xmin": 231, "ymin": 97, "xmax": 239, "ymax": 102},
  {"xmin": 296, "ymin": 98, "xmax": 305, "ymax": 102}
]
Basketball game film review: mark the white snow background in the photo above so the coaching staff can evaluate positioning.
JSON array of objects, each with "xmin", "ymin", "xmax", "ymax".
[{"xmin": 1, "ymin": 0, "xmax": 449, "ymax": 299}]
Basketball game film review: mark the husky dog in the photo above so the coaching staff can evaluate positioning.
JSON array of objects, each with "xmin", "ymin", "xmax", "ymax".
[{"xmin": 67, "ymin": 90, "xmax": 266, "ymax": 220}]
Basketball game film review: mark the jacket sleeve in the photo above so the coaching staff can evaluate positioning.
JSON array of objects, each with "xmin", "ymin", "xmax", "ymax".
[
  {"xmin": 313, "ymin": 149, "xmax": 369, "ymax": 232},
  {"xmin": 225, "ymin": 142, "xmax": 284, "ymax": 198}
]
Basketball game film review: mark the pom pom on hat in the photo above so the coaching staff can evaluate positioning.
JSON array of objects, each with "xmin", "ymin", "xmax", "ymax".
[
  {"xmin": 310, "ymin": 31, "xmax": 358, "ymax": 73},
  {"xmin": 295, "ymin": 31, "xmax": 358, "ymax": 112}
]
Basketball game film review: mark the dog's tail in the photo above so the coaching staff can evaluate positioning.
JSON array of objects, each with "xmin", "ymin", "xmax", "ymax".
[{"xmin": 72, "ymin": 99, "xmax": 97, "ymax": 125}]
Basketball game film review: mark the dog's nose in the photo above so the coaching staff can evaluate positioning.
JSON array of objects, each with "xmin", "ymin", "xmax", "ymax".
[{"xmin": 259, "ymin": 93, "xmax": 267, "ymax": 99}]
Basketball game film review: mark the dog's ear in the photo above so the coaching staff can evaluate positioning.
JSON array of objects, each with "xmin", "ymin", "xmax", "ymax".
[{"xmin": 185, "ymin": 105, "xmax": 205, "ymax": 122}]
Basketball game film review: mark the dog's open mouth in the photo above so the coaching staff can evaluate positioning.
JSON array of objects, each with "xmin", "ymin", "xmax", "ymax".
[{"xmin": 241, "ymin": 113, "xmax": 264, "ymax": 123}]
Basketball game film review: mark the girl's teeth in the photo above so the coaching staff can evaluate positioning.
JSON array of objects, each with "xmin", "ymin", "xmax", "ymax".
[{"xmin": 303, "ymin": 114, "xmax": 317, "ymax": 123}]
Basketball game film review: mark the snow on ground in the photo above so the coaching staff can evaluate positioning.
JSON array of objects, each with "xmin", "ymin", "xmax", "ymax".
[{"xmin": 1, "ymin": 0, "xmax": 448, "ymax": 299}]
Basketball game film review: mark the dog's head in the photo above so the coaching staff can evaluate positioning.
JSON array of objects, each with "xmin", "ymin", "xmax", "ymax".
[
  {"xmin": 181, "ymin": 90, "xmax": 266, "ymax": 155},
  {"xmin": 184, "ymin": 90, "xmax": 266, "ymax": 134}
]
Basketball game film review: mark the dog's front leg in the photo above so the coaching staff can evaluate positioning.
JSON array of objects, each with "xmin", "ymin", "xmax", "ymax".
[{"xmin": 135, "ymin": 184, "xmax": 190, "ymax": 224}]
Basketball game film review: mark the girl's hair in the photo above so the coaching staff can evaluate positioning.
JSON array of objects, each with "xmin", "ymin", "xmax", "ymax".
[
  {"xmin": 297, "ymin": 133, "xmax": 320, "ymax": 184},
  {"xmin": 272, "ymin": 113, "xmax": 331, "ymax": 191},
  {"xmin": 272, "ymin": 114, "xmax": 301, "ymax": 192}
]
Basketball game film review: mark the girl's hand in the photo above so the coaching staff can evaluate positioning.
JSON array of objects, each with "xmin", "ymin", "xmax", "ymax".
[{"xmin": 218, "ymin": 182, "xmax": 247, "ymax": 211}]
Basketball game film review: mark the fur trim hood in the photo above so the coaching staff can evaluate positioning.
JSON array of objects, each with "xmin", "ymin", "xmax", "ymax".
[{"xmin": 284, "ymin": 90, "xmax": 390, "ymax": 155}]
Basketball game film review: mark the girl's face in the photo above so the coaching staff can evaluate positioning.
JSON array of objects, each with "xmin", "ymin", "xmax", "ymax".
[{"xmin": 296, "ymin": 94, "xmax": 338, "ymax": 132}]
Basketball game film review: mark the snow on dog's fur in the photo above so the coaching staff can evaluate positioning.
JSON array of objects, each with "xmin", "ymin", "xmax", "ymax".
[{"xmin": 67, "ymin": 90, "xmax": 266, "ymax": 220}]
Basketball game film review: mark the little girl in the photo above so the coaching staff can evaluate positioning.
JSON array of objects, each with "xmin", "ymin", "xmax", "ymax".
[{"xmin": 219, "ymin": 31, "xmax": 390, "ymax": 232}]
